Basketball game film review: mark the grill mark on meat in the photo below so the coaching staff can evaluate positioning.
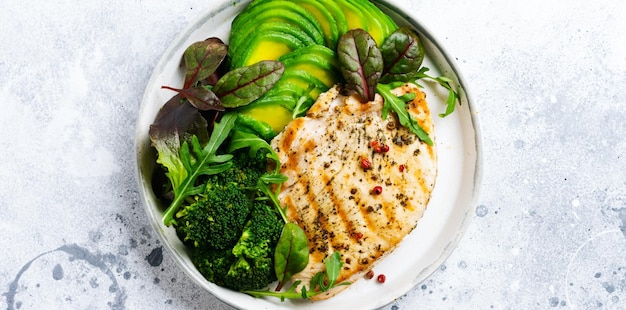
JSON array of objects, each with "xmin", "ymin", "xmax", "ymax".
[
  {"xmin": 279, "ymin": 118, "xmax": 301, "ymax": 153},
  {"xmin": 283, "ymin": 195, "xmax": 302, "ymax": 224}
]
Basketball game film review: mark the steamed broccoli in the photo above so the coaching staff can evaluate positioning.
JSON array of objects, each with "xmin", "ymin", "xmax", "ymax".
[
  {"xmin": 233, "ymin": 202, "xmax": 283, "ymax": 259},
  {"xmin": 174, "ymin": 149, "xmax": 270, "ymax": 250},
  {"xmin": 223, "ymin": 256, "xmax": 276, "ymax": 291},
  {"xmin": 191, "ymin": 246, "xmax": 235, "ymax": 287},
  {"xmin": 175, "ymin": 181, "xmax": 250, "ymax": 250},
  {"xmin": 219, "ymin": 148, "xmax": 268, "ymax": 189},
  {"xmin": 173, "ymin": 145, "xmax": 285, "ymax": 292},
  {"xmin": 192, "ymin": 202, "xmax": 284, "ymax": 291}
]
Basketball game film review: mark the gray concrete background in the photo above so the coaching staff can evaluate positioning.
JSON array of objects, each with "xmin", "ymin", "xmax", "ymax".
[{"xmin": 1, "ymin": 0, "xmax": 625, "ymax": 309}]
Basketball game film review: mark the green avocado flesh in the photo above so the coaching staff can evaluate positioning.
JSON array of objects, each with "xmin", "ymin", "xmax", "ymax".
[{"xmin": 229, "ymin": 0, "xmax": 398, "ymax": 136}]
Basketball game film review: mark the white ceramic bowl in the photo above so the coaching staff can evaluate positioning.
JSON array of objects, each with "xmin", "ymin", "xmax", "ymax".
[{"xmin": 135, "ymin": 1, "xmax": 482, "ymax": 309}]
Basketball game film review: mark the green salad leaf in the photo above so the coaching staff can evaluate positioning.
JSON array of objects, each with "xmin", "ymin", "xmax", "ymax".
[
  {"xmin": 377, "ymin": 82, "xmax": 433, "ymax": 145},
  {"xmin": 243, "ymin": 251, "xmax": 349, "ymax": 300},
  {"xmin": 274, "ymin": 222, "xmax": 310, "ymax": 291},
  {"xmin": 416, "ymin": 67, "xmax": 460, "ymax": 117}
]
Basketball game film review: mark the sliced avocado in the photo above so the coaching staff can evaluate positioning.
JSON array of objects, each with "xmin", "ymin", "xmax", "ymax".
[
  {"xmin": 257, "ymin": 82, "xmax": 309, "ymax": 111},
  {"xmin": 278, "ymin": 43, "xmax": 338, "ymax": 65},
  {"xmin": 229, "ymin": 1, "xmax": 324, "ymax": 65},
  {"xmin": 278, "ymin": 45, "xmax": 341, "ymax": 87},
  {"xmin": 334, "ymin": 0, "xmax": 369, "ymax": 34},
  {"xmin": 274, "ymin": 69, "xmax": 328, "ymax": 100},
  {"xmin": 346, "ymin": 0, "xmax": 398, "ymax": 45},
  {"xmin": 230, "ymin": 31, "xmax": 309, "ymax": 68},
  {"xmin": 227, "ymin": 0, "xmax": 399, "ymax": 134},
  {"xmin": 236, "ymin": 101, "xmax": 293, "ymax": 135},
  {"xmin": 314, "ymin": 0, "xmax": 349, "ymax": 36},
  {"xmin": 229, "ymin": 21, "xmax": 319, "ymax": 60},
  {"xmin": 289, "ymin": 0, "xmax": 340, "ymax": 48}
]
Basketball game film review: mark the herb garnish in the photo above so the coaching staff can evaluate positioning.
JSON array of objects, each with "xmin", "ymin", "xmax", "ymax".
[
  {"xmin": 244, "ymin": 251, "xmax": 350, "ymax": 300},
  {"xmin": 337, "ymin": 27, "xmax": 460, "ymax": 145}
]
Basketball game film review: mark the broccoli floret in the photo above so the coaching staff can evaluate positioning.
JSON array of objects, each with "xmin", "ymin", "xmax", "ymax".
[
  {"xmin": 232, "ymin": 202, "xmax": 283, "ymax": 259},
  {"xmin": 223, "ymin": 256, "xmax": 276, "ymax": 291},
  {"xmin": 219, "ymin": 148, "xmax": 269, "ymax": 189},
  {"xmin": 176, "ymin": 181, "xmax": 251, "ymax": 250},
  {"xmin": 191, "ymin": 246, "xmax": 235, "ymax": 287},
  {"xmin": 188, "ymin": 201, "xmax": 284, "ymax": 292},
  {"xmin": 223, "ymin": 202, "xmax": 283, "ymax": 291}
]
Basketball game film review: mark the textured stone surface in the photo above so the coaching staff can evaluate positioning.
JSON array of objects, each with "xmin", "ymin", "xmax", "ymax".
[{"xmin": 1, "ymin": 0, "xmax": 625, "ymax": 309}]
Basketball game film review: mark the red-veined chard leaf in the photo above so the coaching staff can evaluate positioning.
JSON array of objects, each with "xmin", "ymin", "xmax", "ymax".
[
  {"xmin": 183, "ymin": 37, "xmax": 228, "ymax": 88},
  {"xmin": 380, "ymin": 27, "xmax": 425, "ymax": 83},
  {"xmin": 274, "ymin": 222, "xmax": 309, "ymax": 291},
  {"xmin": 213, "ymin": 60, "xmax": 284, "ymax": 108},
  {"xmin": 161, "ymin": 85, "xmax": 224, "ymax": 111},
  {"xmin": 337, "ymin": 29, "xmax": 383, "ymax": 102}
]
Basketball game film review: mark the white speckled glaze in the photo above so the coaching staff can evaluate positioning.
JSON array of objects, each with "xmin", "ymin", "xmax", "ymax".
[{"xmin": 135, "ymin": 0, "xmax": 480, "ymax": 309}]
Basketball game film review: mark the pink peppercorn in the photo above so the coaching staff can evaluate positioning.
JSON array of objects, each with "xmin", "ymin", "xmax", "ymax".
[
  {"xmin": 372, "ymin": 186, "xmax": 383, "ymax": 195},
  {"xmin": 377, "ymin": 274, "xmax": 386, "ymax": 283}
]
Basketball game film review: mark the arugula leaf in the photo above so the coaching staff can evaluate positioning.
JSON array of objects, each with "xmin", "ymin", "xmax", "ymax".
[
  {"xmin": 337, "ymin": 29, "xmax": 383, "ymax": 102},
  {"xmin": 183, "ymin": 38, "xmax": 228, "ymax": 89},
  {"xmin": 257, "ymin": 173, "xmax": 289, "ymax": 222},
  {"xmin": 213, "ymin": 60, "xmax": 285, "ymax": 108},
  {"xmin": 377, "ymin": 83, "xmax": 433, "ymax": 145},
  {"xmin": 157, "ymin": 113, "xmax": 238, "ymax": 226},
  {"xmin": 227, "ymin": 129, "xmax": 279, "ymax": 170},
  {"xmin": 416, "ymin": 67, "xmax": 460, "ymax": 117},
  {"xmin": 380, "ymin": 27, "xmax": 425, "ymax": 83}
]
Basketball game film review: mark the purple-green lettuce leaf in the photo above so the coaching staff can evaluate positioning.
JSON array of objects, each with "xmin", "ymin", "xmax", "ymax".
[
  {"xmin": 380, "ymin": 27, "xmax": 425, "ymax": 83},
  {"xmin": 337, "ymin": 29, "xmax": 383, "ymax": 102},
  {"xmin": 183, "ymin": 37, "xmax": 228, "ymax": 89},
  {"xmin": 161, "ymin": 85, "xmax": 224, "ymax": 111},
  {"xmin": 149, "ymin": 94, "xmax": 209, "ymax": 202},
  {"xmin": 213, "ymin": 60, "xmax": 285, "ymax": 108}
]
